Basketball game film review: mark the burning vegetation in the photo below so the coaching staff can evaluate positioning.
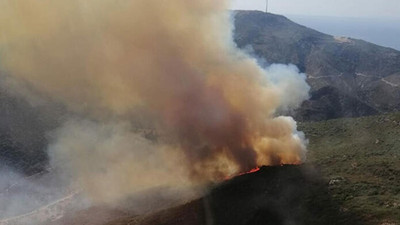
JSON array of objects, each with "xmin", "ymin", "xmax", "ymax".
[{"xmin": 0, "ymin": 0, "xmax": 309, "ymax": 205}]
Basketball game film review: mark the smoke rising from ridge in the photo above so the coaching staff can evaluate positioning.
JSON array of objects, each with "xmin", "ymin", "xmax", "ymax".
[{"xmin": 0, "ymin": 0, "xmax": 309, "ymax": 204}]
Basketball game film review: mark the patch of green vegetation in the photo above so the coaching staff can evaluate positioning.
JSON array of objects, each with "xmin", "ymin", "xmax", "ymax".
[{"xmin": 300, "ymin": 112, "xmax": 400, "ymax": 224}]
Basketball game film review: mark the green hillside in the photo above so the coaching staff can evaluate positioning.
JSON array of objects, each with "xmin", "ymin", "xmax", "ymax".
[{"xmin": 300, "ymin": 112, "xmax": 400, "ymax": 224}]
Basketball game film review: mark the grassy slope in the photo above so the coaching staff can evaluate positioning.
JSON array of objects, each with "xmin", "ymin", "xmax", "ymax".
[{"xmin": 300, "ymin": 112, "xmax": 400, "ymax": 224}]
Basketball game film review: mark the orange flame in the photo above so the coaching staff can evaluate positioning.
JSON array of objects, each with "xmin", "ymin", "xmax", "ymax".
[{"xmin": 223, "ymin": 167, "xmax": 261, "ymax": 181}]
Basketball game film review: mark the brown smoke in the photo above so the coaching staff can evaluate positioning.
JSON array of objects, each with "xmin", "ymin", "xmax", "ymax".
[{"xmin": 0, "ymin": 0, "xmax": 308, "ymax": 203}]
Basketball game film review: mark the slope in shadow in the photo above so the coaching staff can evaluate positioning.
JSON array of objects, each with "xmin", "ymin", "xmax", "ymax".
[{"xmin": 107, "ymin": 165, "xmax": 365, "ymax": 225}]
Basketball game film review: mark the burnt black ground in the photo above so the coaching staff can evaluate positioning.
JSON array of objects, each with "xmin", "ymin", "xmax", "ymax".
[
  {"xmin": 106, "ymin": 165, "xmax": 365, "ymax": 225},
  {"xmin": 206, "ymin": 165, "xmax": 364, "ymax": 225}
]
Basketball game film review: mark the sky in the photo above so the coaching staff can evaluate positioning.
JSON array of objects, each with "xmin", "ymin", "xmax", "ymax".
[
  {"xmin": 230, "ymin": 0, "xmax": 400, "ymax": 19},
  {"xmin": 230, "ymin": 0, "xmax": 400, "ymax": 50}
]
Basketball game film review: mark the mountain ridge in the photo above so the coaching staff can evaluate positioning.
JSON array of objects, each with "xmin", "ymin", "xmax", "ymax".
[{"xmin": 233, "ymin": 10, "xmax": 400, "ymax": 121}]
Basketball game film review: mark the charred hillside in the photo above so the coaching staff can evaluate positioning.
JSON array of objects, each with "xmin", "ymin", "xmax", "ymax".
[
  {"xmin": 104, "ymin": 165, "xmax": 363, "ymax": 225},
  {"xmin": 233, "ymin": 10, "xmax": 400, "ymax": 121}
]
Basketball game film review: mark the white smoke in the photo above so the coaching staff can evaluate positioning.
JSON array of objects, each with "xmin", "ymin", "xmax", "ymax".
[
  {"xmin": 48, "ymin": 119, "xmax": 191, "ymax": 204},
  {"xmin": 265, "ymin": 64, "xmax": 310, "ymax": 112}
]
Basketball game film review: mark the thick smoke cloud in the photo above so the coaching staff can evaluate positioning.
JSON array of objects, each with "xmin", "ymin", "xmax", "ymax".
[
  {"xmin": 48, "ymin": 120, "xmax": 190, "ymax": 203},
  {"xmin": 0, "ymin": 0, "xmax": 309, "ymax": 204},
  {"xmin": 265, "ymin": 64, "xmax": 310, "ymax": 112}
]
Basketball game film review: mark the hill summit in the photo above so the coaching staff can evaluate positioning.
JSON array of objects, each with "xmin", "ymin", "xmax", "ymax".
[{"xmin": 233, "ymin": 10, "xmax": 400, "ymax": 121}]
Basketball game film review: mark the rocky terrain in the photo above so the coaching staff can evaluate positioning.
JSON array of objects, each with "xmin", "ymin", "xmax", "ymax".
[{"xmin": 233, "ymin": 10, "xmax": 400, "ymax": 121}]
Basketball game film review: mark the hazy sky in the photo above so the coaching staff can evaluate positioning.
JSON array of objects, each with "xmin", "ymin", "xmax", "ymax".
[{"xmin": 230, "ymin": 0, "xmax": 400, "ymax": 19}]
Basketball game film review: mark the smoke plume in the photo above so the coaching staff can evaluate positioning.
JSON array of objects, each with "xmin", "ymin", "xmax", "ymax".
[
  {"xmin": 265, "ymin": 64, "xmax": 310, "ymax": 112},
  {"xmin": 0, "ymin": 0, "xmax": 309, "ymax": 203}
]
